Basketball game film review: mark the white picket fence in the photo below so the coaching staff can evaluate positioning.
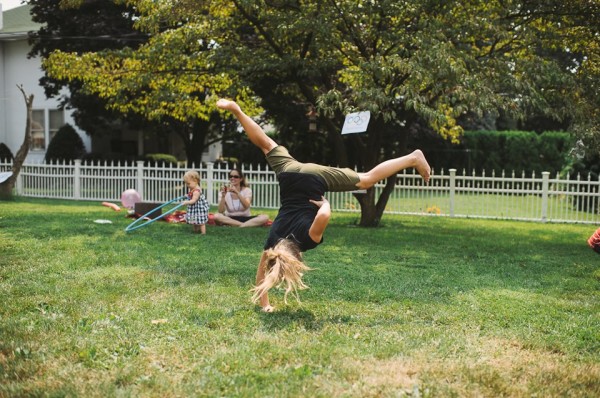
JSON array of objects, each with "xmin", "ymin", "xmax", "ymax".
[{"xmin": 1, "ymin": 160, "xmax": 599, "ymax": 224}]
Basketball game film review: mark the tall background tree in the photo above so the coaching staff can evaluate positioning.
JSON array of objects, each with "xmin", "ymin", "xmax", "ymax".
[
  {"xmin": 42, "ymin": 0, "xmax": 600, "ymax": 225},
  {"xmin": 0, "ymin": 86, "xmax": 34, "ymax": 200},
  {"xmin": 28, "ymin": 0, "xmax": 149, "ymax": 152},
  {"xmin": 28, "ymin": 0, "xmax": 237, "ymax": 163}
]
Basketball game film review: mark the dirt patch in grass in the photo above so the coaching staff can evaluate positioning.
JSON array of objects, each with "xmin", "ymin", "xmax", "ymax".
[
  {"xmin": 318, "ymin": 336, "xmax": 599, "ymax": 397},
  {"xmin": 453, "ymin": 337, "xmax": 600, "ymax": 397}
]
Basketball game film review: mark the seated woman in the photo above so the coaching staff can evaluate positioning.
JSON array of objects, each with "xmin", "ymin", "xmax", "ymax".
[{"xmin": 213, "ymin": 168, "xmax": 269, "ymax": 227}]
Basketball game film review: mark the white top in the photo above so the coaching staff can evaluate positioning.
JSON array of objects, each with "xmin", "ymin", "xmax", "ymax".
[{"xmin": 219, "ymin": 187, "xmax": 252, "ymax": 217}]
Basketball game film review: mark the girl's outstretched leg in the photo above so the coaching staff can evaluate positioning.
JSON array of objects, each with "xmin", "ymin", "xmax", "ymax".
[
  {"xmin": 356, "ymin": 150, "xmax": 431, "ymax": 189},
  {"xmin": 216, "ymin": 99, "xmax": 277, "ymax": 155}
]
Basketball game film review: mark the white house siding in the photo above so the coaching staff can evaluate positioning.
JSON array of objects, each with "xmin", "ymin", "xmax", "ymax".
[
  {"xmin": 0, "ymin": 39, "xmax": 91, "ymax": 162},
  {"xmin": 0, "ymin": 5, "xmax": 90, "ymax": 162}
]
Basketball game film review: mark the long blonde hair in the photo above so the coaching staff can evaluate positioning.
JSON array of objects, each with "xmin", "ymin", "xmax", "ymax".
[{"xmin": 251, "ymin": 239, "xmax": 312, "ymax": 304}]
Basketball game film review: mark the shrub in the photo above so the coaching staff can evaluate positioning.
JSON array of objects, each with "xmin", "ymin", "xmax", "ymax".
[
  {"xmin": 81, "ymin": 152, "xmax": 137, "ymax": 164},
  {"xmin": 44, "ymin": 124, "xmax": 85, "ymax": 163},
  {"xmin": 503, "ymin": 131, "xmax": 541, "ymax": 173},
  {"xmin": 0, "ymin": 143, "xmax": 13, "ymax": 162},
  {"xmin": 144, "ymin": 153, "xmax": 178, "ymax": 166},
  {"xmin": 567, "ymin": 153, "xmax": 600, "ymax": 214},
  {"xmin": 539, "ymin": 131, "xmax": 573, "ymax": 173},
  {"xmin": 463, "ymin": 130, "xmax": 505, "ymax": 173},
  {"xmin": 459, "ymin": 130, "xmax": 571, "ymax": 175}
]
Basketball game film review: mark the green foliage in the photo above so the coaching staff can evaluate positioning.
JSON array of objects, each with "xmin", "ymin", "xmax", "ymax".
[
  {"xmin": 44, "ymin": 124, "xmax": 86, "ymax": 163},
  {"xmin": 0, "ymin": 198, "xmax": 598, "ymax": 396},
  {"xmin": 144, "ymin": 153, "xmax": 178, "ymax": 166},
  {"xmin": 463, "ymin": 131, "xmax": 507, "ymax": 173},
  {"xmin": 566, "ymin": 153, "xmax": 600, "ymax": 213},
  {"xmin": 28, "ymin": 0, "xmax": 150, "ymax": 135},
  {"xmin": 539, "ymin": 131, "xmax": 574, "ymax": 172},
  {"xmin": 503, "ymin": 131, "xmax": 542, "ymax": 173},
  {"xmin": 28, "ymin": 0, "xmax": 224, "ymax": 164},
  {"xmin": 41, "ymin": 1, "xmax": 598, "ymax": 149},
  {"xmin": 417, "ymin": 130, "xmax": 573, "ymax": 174},
  {"xmin": 38, "ymin": 0, "xmax": 600, "ymax": 224},
  {"xmin": 0, "ymin": 143, "xmax": 14, "ymax": 162}
]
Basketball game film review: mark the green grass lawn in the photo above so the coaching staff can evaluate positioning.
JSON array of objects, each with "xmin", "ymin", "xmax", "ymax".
[{"xmin": 1, "ymin": 198, "xmax": 598, "ymax": 397}]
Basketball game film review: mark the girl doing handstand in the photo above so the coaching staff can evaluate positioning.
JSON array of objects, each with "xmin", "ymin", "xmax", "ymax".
[{"xmin": 216, "ymin": 99, "xmax": 431, "ymax": 312}]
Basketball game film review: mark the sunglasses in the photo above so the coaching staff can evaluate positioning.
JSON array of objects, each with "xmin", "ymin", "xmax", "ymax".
[{"xmin": 229, "ymin": 175, "xmax": 241, "ymax": 179}]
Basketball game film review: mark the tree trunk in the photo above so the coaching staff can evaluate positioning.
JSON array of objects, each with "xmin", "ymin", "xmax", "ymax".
[
  {"xmin": 350, "ymin": 116, "xmax": 408, "ymax": 227},
  {"xmin": 0, "ymin": 86, "xmax": 33, "ymax": 200},
  {"xmin": 324, "ymin": 118, "xmax": 348, "ymax": 167},
  {"xmin": 354, "ymin": 175, "xmax": 397, "ymax": 227},
  {"xmin": 354, "ymin": 188, "xmax": 377, "ymax": 226},
  {"xmin": 187, "ymin": 119, "xmax": 210, "ymax": 167}
]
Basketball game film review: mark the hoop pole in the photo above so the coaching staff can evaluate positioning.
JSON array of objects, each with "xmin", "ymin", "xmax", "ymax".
[{"xmin": 125, "ymin": 195, "xmax": 187, "ymax": 232}]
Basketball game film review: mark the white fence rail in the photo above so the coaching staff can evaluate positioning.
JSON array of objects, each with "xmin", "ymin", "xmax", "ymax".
[{"xmin": 1, "ymin": 160, "xmax": 599, "ymax": 224}]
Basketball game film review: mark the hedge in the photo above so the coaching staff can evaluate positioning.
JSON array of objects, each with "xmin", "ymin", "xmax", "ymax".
[{"xmin": 413, "ymin": 130, "xmax": 573, "ymax": 175}]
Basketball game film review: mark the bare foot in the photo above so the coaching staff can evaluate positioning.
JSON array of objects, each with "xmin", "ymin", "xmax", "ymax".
[
  {"xmin": 216, "ymin": 98, "xmax": 241, "ymax": 113},
  {"xmin": 413, "ymin": 150, "xmax": 431, "ymax": 183}
]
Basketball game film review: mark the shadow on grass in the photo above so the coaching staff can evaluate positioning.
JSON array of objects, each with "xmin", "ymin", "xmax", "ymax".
[
  {"xmin": 300, "ymin": 218, "xmax": 596, "ymax": 305},
  {"xmin": 256, "ymin": 307, "xmax": 323, "ymax": 331}
]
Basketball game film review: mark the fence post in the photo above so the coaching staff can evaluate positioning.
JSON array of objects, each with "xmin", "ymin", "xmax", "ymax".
[
  {"xmin": 206, "ymin": 162, "xmax": 214, "ymax": 204},
  {"xmin": 541, "ymin": 171, "xmax": 550, "ymax": 222},
  {"xmin": 16, "ymin": 163, "xmax": 23, "ymax": 195},
  {"xmin": 74, "ymin": 159, "xmax": 81, "ymax": 199},
  {"xmin": 449, "ymin": 168, "xmax": 456, "ymax": 217},
  {"xmin": 136, "ymin": 160, "xmax": 144, "ymax": 196}
]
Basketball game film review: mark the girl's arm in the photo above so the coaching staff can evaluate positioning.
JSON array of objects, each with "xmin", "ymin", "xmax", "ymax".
[
  {"xmin": 237, "ymin": 188, "xmax": 252, "ymax": 210},
  {"xmin": 216, "ymin": 99, "xmax": 278, "ymax": 155},
  {"xmin": 255, "ymin": 252, "xmax": 273, "ymax": 312},
  {"xmin": 308, "ymin": 196, "xmax": 331, "ymax": 244},
  {"xmin": 218, "ymin": 189, "xmax": 228, "ymax": 213},
  {"xmin": 182, "ymin": 189, "xmax": 201, "ymax": 206}
]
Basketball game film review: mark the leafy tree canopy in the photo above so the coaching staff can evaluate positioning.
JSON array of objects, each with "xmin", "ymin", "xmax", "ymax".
[
  {"xmin": 42, "ymin": 0, "xmax": 600, "ymax": 225},
  {"xmin": 29, "ymin": 0, "xmax": 239, "ymax": 164},
  {"xmin": 29, "ymin": 0, "xmax": 148, "ymax": 130}
]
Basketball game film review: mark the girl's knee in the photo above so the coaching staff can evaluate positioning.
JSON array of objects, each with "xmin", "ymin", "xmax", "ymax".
[{"xmin": 356, "ymin": 174, "xmax": 374, "ymax": 189}]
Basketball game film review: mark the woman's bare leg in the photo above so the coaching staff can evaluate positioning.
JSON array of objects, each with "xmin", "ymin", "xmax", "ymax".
[
  {"xmin": 356, "ymin": 150, "xmax": 431, "ymax": 189},
  {"xmin": 213, "ymin": 213, "xmax": 268, "ymax": 227},
  {"xmin": 216, "ymin": 99, "xmax": 277, "ymax": 155}
]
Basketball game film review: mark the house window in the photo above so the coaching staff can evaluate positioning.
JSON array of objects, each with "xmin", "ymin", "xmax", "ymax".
[
  {"xmin": 49, "ymin": 110, "xmax": 64, "ymax": 142},
  {"xmin": 31, "ymin": 110, "xmax": 45, "ymax": 151},
  {"xmin": 30, "ymin": 109, "xmax": 65, "ymax": 151}
]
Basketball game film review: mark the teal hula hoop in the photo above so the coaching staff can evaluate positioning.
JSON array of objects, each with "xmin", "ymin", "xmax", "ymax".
[{"xmin": 125, "ymin": 195, "xmax": 187, "ymax": 232}]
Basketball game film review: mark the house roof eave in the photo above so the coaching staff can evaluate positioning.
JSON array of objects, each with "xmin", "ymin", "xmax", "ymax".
[
  {"xmin": 1, "ymin": 5, "xmax": 43, "ymax": 38},
  {"xmin": 0, "ymin": 32, "xmax": 30, "ymax": 41}
]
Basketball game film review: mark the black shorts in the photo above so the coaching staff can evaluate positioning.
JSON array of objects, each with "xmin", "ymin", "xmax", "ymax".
[{"xmin": 229, "ymin": 215, "xmax": 258, "ymax": 223}]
